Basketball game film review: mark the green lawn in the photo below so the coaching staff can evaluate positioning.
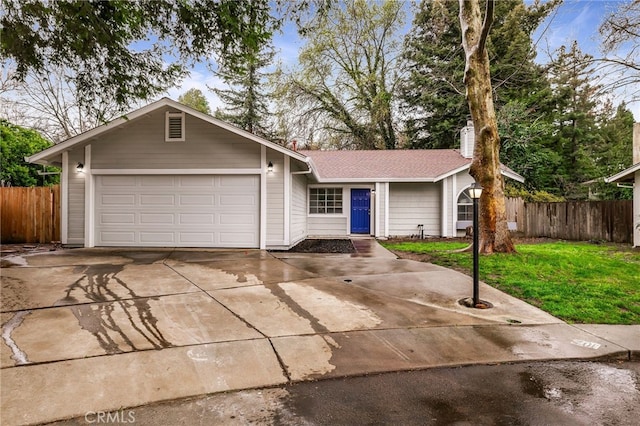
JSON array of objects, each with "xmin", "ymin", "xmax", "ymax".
[{"xmin": 381, "ymin": 240, "xmax": 640, "ymax": 324}]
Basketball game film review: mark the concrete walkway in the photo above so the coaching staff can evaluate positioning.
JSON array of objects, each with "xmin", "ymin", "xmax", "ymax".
[{"xmin": 1, "ymin": 240, "xmax": 638, "ymax": 425}]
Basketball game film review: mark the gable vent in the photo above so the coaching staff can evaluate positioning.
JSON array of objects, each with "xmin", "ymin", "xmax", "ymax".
[{"xmin": 165, "ymin": 111, "xmax": 185, "ymax": 141}]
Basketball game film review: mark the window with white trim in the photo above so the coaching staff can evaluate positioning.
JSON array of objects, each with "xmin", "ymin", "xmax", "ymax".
[
  {"xmin": 457, "ymin": 190, "xmax": 473, "ymax": 221},
  {"xmin": 165, "ymin": 111, "xmax": 185, "ymax": 141},
  {"xmin": 309, "ymin": 188, "xmax": 343, "ymax": 214}
]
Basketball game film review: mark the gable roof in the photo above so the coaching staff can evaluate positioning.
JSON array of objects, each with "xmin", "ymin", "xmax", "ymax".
[
  {"xmin": 26, "ymin": 97, "xmax": 310, "ymax": 166},
  {"xmin": 301, "ymin": 149, "xmax": 524, "ymax": 183},
  {"xmin": 605, "ymin": 162, "xmax": 640, "ymax": 183}
]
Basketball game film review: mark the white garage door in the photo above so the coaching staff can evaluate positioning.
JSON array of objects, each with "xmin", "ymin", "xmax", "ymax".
[{"xmin": 95, "ymin": 175, "xmax": 259, "ymax": 247}]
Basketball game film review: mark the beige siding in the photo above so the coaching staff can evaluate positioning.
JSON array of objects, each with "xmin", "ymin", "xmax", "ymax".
[
  {"xmin": 266, "ymin": 151, "xmax": 284, "ymax": 245},
  {"xmin": 308, "ymin": 216, "xmax": 348, "ymax": 236},
  {"xmin": 67, "ymin": 148, "xmax": 85, "ymax": 244},
  {"xmin": 290, "ymin": 174, "xmax": 307, "ymax": 244},
  {"xmin": 91, "ymin": 108, "xmax": 261, "ymax": 169},
  {"xmin": 388, "ymin": 183, "xmax": 440, "ymax": 237}
]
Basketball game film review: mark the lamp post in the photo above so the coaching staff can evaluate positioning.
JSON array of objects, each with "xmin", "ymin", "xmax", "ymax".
[{"xmin": 468, "ymin": 182, "xmax": 483, "ymax": 306}]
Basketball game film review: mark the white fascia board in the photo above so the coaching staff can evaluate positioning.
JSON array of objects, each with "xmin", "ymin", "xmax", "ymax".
[
  {"xmin": 501, "ymin": 169, "xmax": 526, "ymax": 183},
  {"xmin": 433, "ymin": 164, "xmax": 471, "ymax": 182},
  {"xmin": 605, "ymin": 162, "xmax": 640, "ymax": 183},
  {"xmin": 313, "ymin": 177, "xmax": 438, "ymax": 183},
  {"xmin": 432, "ymin": 163, "xmax": 525, "ymax": 183}
]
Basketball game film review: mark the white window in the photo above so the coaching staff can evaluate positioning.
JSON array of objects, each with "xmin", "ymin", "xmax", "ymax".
[
  {"xmin": 309, "ymin": 188, "xmax": 343, "ymax": 214},
  {"xmin": 457, "ymin": 191, "xmax": 473, "ymax": 221},
  {"xmin": 165, "ymin": 111, "xmax": 185, "ymax": 141}
]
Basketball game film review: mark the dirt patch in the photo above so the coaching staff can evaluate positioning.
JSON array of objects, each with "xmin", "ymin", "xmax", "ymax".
[
  {"xmin": 0, "ymin": 243, "xmax": 61, "ymax": 257},
  {"xmin": 282, "ymin": 239, "xmax": 356, "ymax": 253}
]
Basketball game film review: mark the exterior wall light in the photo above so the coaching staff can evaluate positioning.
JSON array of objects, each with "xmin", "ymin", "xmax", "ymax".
[
  {"xmin": 267, "ymin": 161, "xmax": 274, "ymax": 173},
  {"xmin": 76, "ymin": 162, "xmax": 84, "ymax": 173}
]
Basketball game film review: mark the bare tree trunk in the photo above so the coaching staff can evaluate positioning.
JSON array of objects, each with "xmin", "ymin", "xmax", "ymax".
[{"xmin": 459, "ymin": 0, "xmax": 516, "ymax": 253}]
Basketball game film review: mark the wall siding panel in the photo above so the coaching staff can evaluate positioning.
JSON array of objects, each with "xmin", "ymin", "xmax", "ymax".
[
  {"xmin": 388, "ymin": 183, "xmax": 440, "ymax": 237},
  {"xmin": 308, "ymin": 216, "xmax": 348, "ymax": 236},
  {"xmin": 91, "ymin": 109, "xmax": 261, "ymax": 169},
  {"xmin": 290, "ymin": 174, "xmax": 307, "ymax": 244},
  {"xmin": 67, "ymin": 148, "xmax": 85, "ymax": 243},
  {"xmin": 266, "ymin": 152, "xmax": 284, "ymax": 245}
]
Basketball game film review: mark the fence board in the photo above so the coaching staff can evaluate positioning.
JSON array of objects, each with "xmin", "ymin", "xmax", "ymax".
[
  {"xmin": 1, "ymin": 185, "xmax": 61, "ymax": 243},
  {"xmin": 515, "ymin": 199, "xmax": 633, "ymax": 244}
]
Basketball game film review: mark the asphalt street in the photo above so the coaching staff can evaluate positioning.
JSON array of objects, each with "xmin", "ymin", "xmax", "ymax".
[{"xmin": 50, "ymin": 360, "xmax": 640, "ymax": 426}]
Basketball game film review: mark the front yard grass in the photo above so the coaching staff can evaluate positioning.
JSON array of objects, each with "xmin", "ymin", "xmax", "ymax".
[{"xmin": 381, "ymin": 240, "xmax": 640, "ymax": 325}]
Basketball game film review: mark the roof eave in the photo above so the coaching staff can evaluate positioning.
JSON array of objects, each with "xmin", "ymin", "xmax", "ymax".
[{"xmin": 605, "ymin": 162, "xmax": 640, "ymax": 183}]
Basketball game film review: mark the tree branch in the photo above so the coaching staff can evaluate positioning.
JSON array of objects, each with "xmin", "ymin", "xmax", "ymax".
[{"xmin": 478, "ymin": 0, "xmax": 494, "ymax": 55}]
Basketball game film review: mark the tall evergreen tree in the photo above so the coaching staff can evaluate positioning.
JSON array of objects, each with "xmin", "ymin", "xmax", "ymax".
[
  {"xmin": 400, "ymin": 0, "xmax": 557, "ymax": 149},
  {"xmin": 545, "ymin": 41, "xmax": 602, "ymax": 199},
  {"xmin": 213, "ymin": 0, "xmax": 275, "ymax": 138},
  {"xmin": 590, "ymin": 102, "xmax": 635, "ymax": 200}
]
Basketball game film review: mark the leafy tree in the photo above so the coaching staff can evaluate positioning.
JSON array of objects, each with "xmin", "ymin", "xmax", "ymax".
[
  {"xmin": 213, "ymin": 0, "xmax": 275, "ymax": 138},
  {"xmin": 279, "ymin": 0, "xmax": 404, "ymax": 150},
  {"xmin": 0, "ymin": 120, "xmax": 58, "ymax": 186},
  {"xmin": 178, "ymin": 88, "xmax": 211, "ymax": 115},
  {"xmin": 459, "ymin": 0, "xmax": 515, "ymax": 253},
  {"xmin": 400, "ymin": 0, "xmax": 557, "ymax": 149},
  {"xmin": 497, "ymin": 101, "xmax": 559, "ymax": 191},
  {"xmin": 1, "ymin": 0, "xmax": 277, "ymax": 109}
]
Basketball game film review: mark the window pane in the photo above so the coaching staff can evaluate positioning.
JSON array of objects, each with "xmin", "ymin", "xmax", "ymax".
[{"xmin": 309, "ymin": 188, "xmax": 343, "ymax": 214}]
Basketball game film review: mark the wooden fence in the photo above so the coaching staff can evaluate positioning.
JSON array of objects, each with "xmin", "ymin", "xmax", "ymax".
[
  {"xmin": 505, "ymin": 198, "xmax": 633, "ymax": 243},
  {"xmin": 1, "ymin": 185, "xmax": 61, "ymax": 244}
]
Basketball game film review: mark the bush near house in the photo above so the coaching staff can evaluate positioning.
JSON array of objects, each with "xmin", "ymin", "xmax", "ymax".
[{"xmin": 382, "ymin": 239, "xmax": 640, "ymax": 325}]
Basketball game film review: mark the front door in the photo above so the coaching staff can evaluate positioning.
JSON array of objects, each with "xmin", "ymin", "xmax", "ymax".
[{"xmin": 350, "ymin": 189, "xmax": 371, "ymax": 234}]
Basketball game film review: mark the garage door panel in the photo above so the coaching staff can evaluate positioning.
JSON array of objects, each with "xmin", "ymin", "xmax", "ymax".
[
  {"xmin": 101, "ymin": 194, "xmax": 135, "ymax": 206},
  {"xmin": 140, "ymin": 232, "xmax": 175, "ymax": 243},
  {"xmin": 179, "ymin": 233, "xmax": 214, "ymax": 243},
  {"xmin": 140, "ymin": 213, "xmax": 175, "ymax": 224},
  {"xmin": 100, "ymin": 231, "xmax": 136, "ymax": 243},
  {"xmin": 220, "ymin": 232, "xmax": 256, "ymax": 244},
  {"xmin": 220, "ymin": 194, "xmax": 256, "ymax": 206},
  {"xmin": 96, "ymin": 175, "xmax": 259, "ymax": 248},
  {"xmin": 220, "ymin": 213, "xmax": 256, "ymax": 225},
  {"xmin": 179, "ymin": 213, "xmax": 214, "ymax": 225},
  {"xmin": 180, "ymin": 194, "xmax": 214, "ymax": 205},
  {"xmin": 100, "ymin": 213, "xmax": 135, "ymax": 224},
  {"xmin": 179, "ymin": 176, "xmax": 216, "ymax": 187},
  {"xmin": 140, "ymin": 194, "xmax": 175, "ymax": 205}
]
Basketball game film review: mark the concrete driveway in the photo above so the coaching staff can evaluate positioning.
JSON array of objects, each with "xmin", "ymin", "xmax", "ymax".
[{"xmin": 1, "ymin": 241, "xmax": 636, "ymax": 425}]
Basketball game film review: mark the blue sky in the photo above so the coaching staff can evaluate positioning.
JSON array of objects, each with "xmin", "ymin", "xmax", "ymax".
[{"xmin": 167, "ymin": 0, "xmax": 639, "ymax": 120}]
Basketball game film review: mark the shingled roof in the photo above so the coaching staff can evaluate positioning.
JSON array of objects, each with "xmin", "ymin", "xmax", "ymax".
[{"xmin": 300, "ymin": 149, "xmax": 523, "ymax": 183}]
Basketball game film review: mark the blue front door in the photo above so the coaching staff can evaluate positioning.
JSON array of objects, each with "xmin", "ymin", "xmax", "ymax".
[{"xmin": 351, "ymin": 189, "xmax": 371, "ymax": 234}]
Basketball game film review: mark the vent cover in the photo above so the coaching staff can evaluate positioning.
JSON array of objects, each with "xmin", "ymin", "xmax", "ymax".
[{"xmin": 165, "ymin": 111, "xmax": 185, "ymax": 141}]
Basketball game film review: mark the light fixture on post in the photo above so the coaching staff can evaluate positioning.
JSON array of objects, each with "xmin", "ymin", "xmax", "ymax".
[
  {"xmin": 267, "ymin": 161, "xmax": 274, "ymax": 173},
  {"xmin": 468, "ymin": 181, "xmax": 483, "ymax": 307},
  {"xmin": 76, "ymin": 162, "xmax": 84, "ymax": 173}
]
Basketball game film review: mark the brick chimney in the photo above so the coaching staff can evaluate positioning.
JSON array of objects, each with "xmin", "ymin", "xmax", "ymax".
[
  {"xmin": 292, "ymin": 140, "xmax": 298, "ymax": 151},
  {"xmin": 460, "ymin": 120, "xmax": 474, "ymax": 159}
]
